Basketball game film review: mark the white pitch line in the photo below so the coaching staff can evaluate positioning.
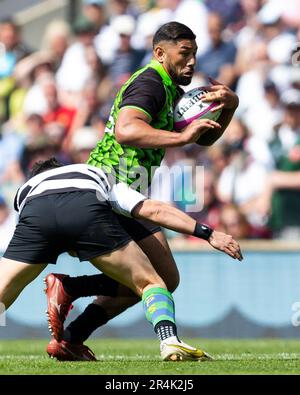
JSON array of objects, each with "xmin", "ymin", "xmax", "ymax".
[
  {"xmin": 0, "ymin": 353, "xmax": 300, "ymax": 362},
  {"xmin": 0, "ymin": 354, "xmax": 157, "ymax": 361},
  {"xmin": 214, "ymin": 353, "xmax": 300, "ymax": 361},
  {"xmin": 0, "ymin": 355, "xmax": 46, "ymax": 360},
  {"xmin": 95, "ymin": 354, "xmax": 158, "ymax": 361}
]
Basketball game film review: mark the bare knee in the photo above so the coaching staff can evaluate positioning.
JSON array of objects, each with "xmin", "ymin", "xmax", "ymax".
[
  {"xmin": 137, "ymin": 232, "xmax": 180, "ymax": 293},
  {"xmin": 127, "ymin": 245, "xmax": 168, "ymax": 296},
  {"xmin": 136, "ymin": 260, "xmax": 179, "ymax": 294},
  {"xmin": 134, "ymin": 259, "xmax": 179, "ymax": 294}
]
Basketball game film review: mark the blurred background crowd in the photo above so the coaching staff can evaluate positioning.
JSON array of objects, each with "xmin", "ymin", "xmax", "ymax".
[{"xmin": 1, "ymin": 0, "xmax": 300, "ymax": 247}]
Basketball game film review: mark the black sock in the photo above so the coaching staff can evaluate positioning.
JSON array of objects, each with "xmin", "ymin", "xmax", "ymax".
[
  {"xmin": 63, "ymin": 303, "xmax": 109, "ymax": 344},
  {"xmin": 154, "ymin": 320, "xmax": 178, "ymax": 342},
  {"xmin": 62, "ymin": 274, "xmax": 119, "ymax": 299}
]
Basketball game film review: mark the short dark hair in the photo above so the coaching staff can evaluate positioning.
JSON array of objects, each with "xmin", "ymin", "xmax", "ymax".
[
  {"xmin": 30, "ymin": 157, "xmax": 63, "ymax": 178},
  {"xmin": 153, "ymin": 22, "xmax": 196, "ymax": 48}
]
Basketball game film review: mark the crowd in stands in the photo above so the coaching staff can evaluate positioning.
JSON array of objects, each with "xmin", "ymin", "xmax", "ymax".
[{"xmin": 1, "ymin": 0, "xmax": 300, "ymax": 246}]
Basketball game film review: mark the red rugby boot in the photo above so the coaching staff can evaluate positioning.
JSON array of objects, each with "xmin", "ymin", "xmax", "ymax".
[
  {"xmin": 46, "ymin": 338, "xmax": 97, "ymax": 361},
  {"xmin": 44, "ymin": 273, "xmax": 74, "ymax": 341}
]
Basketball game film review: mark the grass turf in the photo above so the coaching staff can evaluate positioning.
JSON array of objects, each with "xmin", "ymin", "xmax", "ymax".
[{"xmin": 0, "ymin": 339, "xmax": 300, "ymax": 375}]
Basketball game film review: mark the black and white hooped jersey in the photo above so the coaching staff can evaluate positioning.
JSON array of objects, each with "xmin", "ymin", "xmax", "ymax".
[
  {"xmin": 14, "ymin": 164, "xmax": 110, "ymax": 214},
  {"xmin": 14, "ymin": 164, "xmax": 146, "ymax": 217}
]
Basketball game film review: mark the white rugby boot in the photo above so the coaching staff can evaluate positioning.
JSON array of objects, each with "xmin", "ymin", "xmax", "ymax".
[{"xmin": 160, "ymin": 337, "xmax": 213, "ymax": 361}]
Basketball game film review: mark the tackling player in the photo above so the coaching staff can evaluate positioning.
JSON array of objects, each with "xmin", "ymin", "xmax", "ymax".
[{"xmin": 0, "ymin": 158, "xmax": 242, "ymax": 361}]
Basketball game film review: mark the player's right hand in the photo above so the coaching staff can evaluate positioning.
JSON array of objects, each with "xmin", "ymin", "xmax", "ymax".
[
  {"xmin": 208, "ymin": 230, "xmax": 243, "ymax": 261},
  {"xmin": 180, "ymin": 118, "xmax": 221, "ymax": 145}
]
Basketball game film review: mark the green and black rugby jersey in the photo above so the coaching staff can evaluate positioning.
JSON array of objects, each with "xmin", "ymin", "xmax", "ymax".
[{"xmin": 88, "ymin": 59, "xmax": 183, "ymax": 187}]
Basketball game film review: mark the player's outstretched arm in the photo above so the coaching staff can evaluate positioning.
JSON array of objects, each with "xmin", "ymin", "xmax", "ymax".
[{"xmin": 132, "ymin": 199, "xmax": 243, "ymax": 261}]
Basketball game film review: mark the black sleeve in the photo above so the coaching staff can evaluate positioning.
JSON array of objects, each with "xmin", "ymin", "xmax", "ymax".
[{"xmin": 119, "ymin": 69, "xmax": 166, "ymax": 120}]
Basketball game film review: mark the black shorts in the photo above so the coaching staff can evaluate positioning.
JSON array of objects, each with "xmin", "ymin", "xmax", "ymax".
[
  {"xmin": 115, "ymin": 214, "xmax": 161, "ymax": 242},
  {"xmin": 4, "ymin": 191, "xmax": 134, "ymax": 264}
]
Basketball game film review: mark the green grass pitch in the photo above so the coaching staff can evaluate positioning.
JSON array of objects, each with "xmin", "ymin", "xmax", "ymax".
[{"xmin": 0, "ymin": 339, "xmax": 300, "ymax": 375}]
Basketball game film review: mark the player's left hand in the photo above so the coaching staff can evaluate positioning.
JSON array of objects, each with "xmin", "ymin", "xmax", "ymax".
[
  {"xmin": 208, "ymin": 230, "xmax": 243, "ymax": 261},
  {"xmin": 200, "ymin": 77, "xmax": 239, "ymax": 112}
]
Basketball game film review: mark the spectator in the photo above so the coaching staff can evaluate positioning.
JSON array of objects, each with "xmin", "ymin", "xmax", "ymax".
[
  {"xmin": 44, "ymin": 123, "xmax": 66, "ymax": 152},
  {"xmin": 257, "ymin": 1, "xmax": 296, "ymax": 65},
  {"xmin": 77, "ymin": 79, "xmax": 104, "ymax": 129},
  {"xmin": 83, "ymin": 0, "xmax": 107, "ymax": 31},
  {"xmin": 8, "ymin": 55, "xmax": 34, "ymax": 127},
  {"xmin": 132, "ymin": 0, "xmax": 173, "ymax": 51},
  {"xmin": 0, "ymin": 18, "xmax": 31, "ymax": 62},
  {"xmin": 42, "ymin": 20, "xmax": 71, "ymax": 71},
  {"xmin": 92, "ymin": 0, "xmax": 136, "ymax": 66},
  {"xmin": 0, "ymin": 122, "xmax": 23, "ymax": 182},
  {"xmin": 217, "ymin": 118, "xmax": 269, "ymax": 228},
  {"xmin": 206, "ymin": 144, "xmax": 229, "ymax": 177},
  {"xmin": 109, "ymin": 15, "xmax": 145, "ymax": 84},
  {"xmin": 22, "ymin": 113, "xmax": 48, "ymax": 148},
  {"xmin": 0, "ymin": 18, "xmax": 32, "ymax": 121},
  {"xmin": 234, "ymin": 0, "xmax": 263, "ymax": 49},
  {"xmin": 241, "ymin": 77, "xmax": 283, "ymax": 142},
  {"xmin": 63, "ymin": 78, "xmax": 105, "ymax": 152},
  {"xmin": 70, "ymin": 126, "xmax": 101, "ymax": 163},
  {"xmin": 257, "ymin": 89, "xmax": 300, "ymax": 239},
  {"xmin": 20, "ymin": 114, "xmax": 60, "ymax": 175},
  {"xmin": 219, "ymin": 203, "xmax": 254, "ymax": 240},
  {"xmin": 235, "ymin": 40, "xmax": 272, "ymax": 118},
  {"xmin": 42, "ymin": 76, "xmax": 76, "ymax": 135},
  {"xmin": 0, "ymin": 112, "xmax": 24, "ymax": 207},
  {"xmin": 196, "ymin": 12, "xmax": 237, "ymax": 88},
  {"xmin": 91, "ymin": 1, "xmax": 140, "ymax": 66},
  {"xmin": 205, "ymin": 0, "xmax": 243, "ymax": 32},
  {"xmin": 173, "ymin": 0, "xmax": 210, "ymax": 56},
  {"xmin": 108, "ymin": 0, "xmax": 140, "ymax": 19},
  {"xmin": 189, "ymin": 169, "xmax": 222, "ymax": 230},
  {"xmin": 133, "ymin": 0, "xmax": 209, "ymax": 55},
  {"xmin": 56, "ymin": 16, "xmax": 98, "ymax": 98},
  {"xmin": 85, "ymin": 45, "xmax": 106, "ymax": 85},
  {"xmin": 21, "ymin": 52, "xmax": 55, "ymax": 116}
]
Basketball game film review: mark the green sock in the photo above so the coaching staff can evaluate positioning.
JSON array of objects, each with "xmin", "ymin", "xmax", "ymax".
[{"xmin": 142, "ymin": 287, "xmax": 176, "ymax": 327}]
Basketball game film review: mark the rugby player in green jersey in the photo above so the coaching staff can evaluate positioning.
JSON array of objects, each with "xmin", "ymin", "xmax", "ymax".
[{"xmin": 46, "ymin": 22, "xmax": 239, "ymax": 360}]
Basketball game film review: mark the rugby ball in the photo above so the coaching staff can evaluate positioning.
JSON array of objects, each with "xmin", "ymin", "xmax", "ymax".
[{"xmin": 174, "ymin": 87, "xmax": 222, "ymax": 131}]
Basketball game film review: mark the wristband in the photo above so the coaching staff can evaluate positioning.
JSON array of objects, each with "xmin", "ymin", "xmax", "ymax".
[{"xmin": 193, "ymin": 223, "xmax": 213, "ymax": 240}]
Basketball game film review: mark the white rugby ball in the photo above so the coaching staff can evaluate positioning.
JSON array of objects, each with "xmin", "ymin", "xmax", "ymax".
[{"xmin": 174, "ymin": 87, "xmax": 222, "ymax": 131}]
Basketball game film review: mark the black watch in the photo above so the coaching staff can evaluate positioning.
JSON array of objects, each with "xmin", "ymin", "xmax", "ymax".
[{"xmin": 193, "ymin": 223, "xmax": 213, "ymax": 240}]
